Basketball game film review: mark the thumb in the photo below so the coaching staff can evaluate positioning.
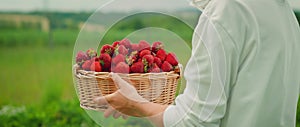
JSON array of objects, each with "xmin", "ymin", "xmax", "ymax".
[
  {"xmin": 110, "ymin": 73, "xmax": 148, "ymax": 103},
  {"xmin": 110, "ymin": 73, "xmax": 134, "ymax": 90}
]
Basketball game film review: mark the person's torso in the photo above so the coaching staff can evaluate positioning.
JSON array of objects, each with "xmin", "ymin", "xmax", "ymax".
[{"xmin": 204, "ymin": 0, "xmax": 300, "ymax": 126}]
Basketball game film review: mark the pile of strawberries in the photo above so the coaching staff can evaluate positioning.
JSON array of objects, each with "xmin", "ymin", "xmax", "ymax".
[{"xmin": 76, "ymin": 39, "xmax": 179, "ymax": 73}]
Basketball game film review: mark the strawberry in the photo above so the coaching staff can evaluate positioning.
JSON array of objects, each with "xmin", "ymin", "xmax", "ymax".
[
  {"xmin": 112, "ymin": 54, "xmax": 125, "ymax": 65},
  {"xmin": 126, "ymin": 51, "xmax": 138, "ymax": 66},
  {"xmin": 116, "ymin": 45, "xmax": 128, "ymax": 55},
  {"xmin": 113, "ymin": 62, "xmax": 129, "ymax": 73},
  {"xmin": 100, "ymin": 44, "xmax": 114, "ymax": 56},
  {"xmin": 139, "ymin": 40, "xmax": 151, "ymax": 51},
  {"xmin": 91, "ymin": 57, "xmax": 99, "ymax": 62},
  {"xmin": 90, "ymin": 61, "xmax": 102, "ymax": 72},
  {"xmin": 99, "ymin": 53, "xmax": 112, "ymax": 71},
  {"xmin": 165, "ymin": 52, "xmax": 179, "ymax": 66},
  {"xmin": 149, "ymin": 64, "xmax": 160, "ymax": 73},
  {"xmin": 139, "ymin": 49, "xmax": 151, "ymax": 58},
  {"xmin": 82, "ymin": 60, "xmax": 92, "ymax": 71},
  {"xmin": 156, "ymin": 49, "xmax": 167, "ymax": 61},
  {"xmin": 130, "ymin": 50, "xmax": 139, "ymax": 57},
  {"xmin": 161, "ymin": 61, "xmax": 173, "ymax": 72},
  {"xmin": 131, "ymin": 43, "xmax": 139, "ymax": 51},
  {"xmin": 153, "ymin": 57, "xmax": 162, "ymax": 67},
  {"xmin": 120, "ymin": 38, "xmax": 132, "ymax": 49},
  {"xmin": 86, "ymin": 48, "xmax": 97, "ymax": 59},
  {"xmin": 130, "ymin": 61, "xmax": 144, "ymax": 73},
  {"xmin": 151, "ymin": 41, "xmax": 164, "ymax": 53},
  {"xmin": 126, "ymin": 55, "xmax": 137, "ymax": 66},
  {"xmin": 150, "ymin": 67, "xmax": 161, "ymax": 73},
  {"xmin": 76, "ymin": 51, "xmax": 88, "ymax": 65},
  {"xmin": 137, "ymin": 58, "xmax": 142, "ymax": 62},
  {"xmin": 142, "ymin": 55, "xmax": 154, "ymax": 66},
  {"xmin": 112, "ymin": 41, "xmax": 120, "ymax": 48}
]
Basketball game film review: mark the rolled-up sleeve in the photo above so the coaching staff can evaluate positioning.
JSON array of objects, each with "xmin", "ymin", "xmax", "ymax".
[{"xmin": 163, "ymin": 12, "xmax": 239, "ymax": 127}]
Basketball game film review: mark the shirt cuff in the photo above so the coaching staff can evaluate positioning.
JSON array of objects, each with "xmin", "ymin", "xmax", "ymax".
[{"xmin": 163, "ymin": 105, "xmax": 178, "ymax": 127}]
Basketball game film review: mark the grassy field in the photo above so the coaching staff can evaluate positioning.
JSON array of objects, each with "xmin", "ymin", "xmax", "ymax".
[
  {"xmin": 0, "ymin": 45, "xmax": 102, "ymax": 127},
  {"xmin": 0, "ymin": 46, "xmax": 142, "ymax": 127},
  {"xmin": 0, "ymin": 46, "xmax": 74, "ymax": 105}
]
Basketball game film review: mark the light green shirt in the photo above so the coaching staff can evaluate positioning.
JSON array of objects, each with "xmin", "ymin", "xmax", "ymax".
[{"xmin": 163, "ymin": 0, "xmax": 300, "ymax": 126}]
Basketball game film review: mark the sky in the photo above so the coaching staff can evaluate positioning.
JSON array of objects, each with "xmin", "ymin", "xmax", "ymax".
[{"xmin": 0, "ymin": 0, "xmax": 299, "ymax": 12}]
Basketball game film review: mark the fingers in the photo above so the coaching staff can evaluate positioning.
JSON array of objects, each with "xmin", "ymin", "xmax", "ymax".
[
  {"xmin": 113, "ymin": 111, "xmax": 129, "ymax": 119},
  {"xmin": 93, "ymin": 94, "xmax": 115, "ymax": 105},
  {"xmin": 122, "ymin": 114, "xmax": 129, "ymax": 119},
  {"xmin": 93, "ymin": 96, "xmax": 107, "ymax": 105},
  {"xmin": 104, "ymin": 106, "xmax": 115, "ymax": 118},
  {"xmin": 113, "ymin": 111, "xmax": 122, "ymax": 119},
  {"xmin": 102, "ymin": 106, "xmax": 129, "ymax": 120}
]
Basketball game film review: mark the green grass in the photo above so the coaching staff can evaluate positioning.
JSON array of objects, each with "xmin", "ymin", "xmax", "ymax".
[
  {"xmin": 0, "ymin": 46, "xmax": 74, "ymax": 105},
  {"xmin": 0, "ymin": 29, "xmax": 80, "ymax": 47}
]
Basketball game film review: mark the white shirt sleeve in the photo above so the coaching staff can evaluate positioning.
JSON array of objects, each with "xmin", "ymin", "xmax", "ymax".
[{"xmin": 163, "ymin": 12, "xmax": 238, "ymax": 127}]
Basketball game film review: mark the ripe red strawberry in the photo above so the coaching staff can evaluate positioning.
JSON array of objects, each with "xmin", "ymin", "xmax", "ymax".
[
  {"xmin": 156, "ymin": 49, "xmax": 167, "ymax": 61},
  {"xmin": 86, "ymin": 48, "xmax": 97, "ymax": 59},
  {"xmin": 139, "ymin": 40, "xmax": 151, "ymax": 51},
  {"xmin": 130, "ymin": 50, "xmax": 139, "ymax": 57},
  {"xmin": 100, "ymin": 44, "xmax": 114, "ymax": 56},
  {"xmin": 116, "ymin": 45, "xmax": 128, "ymax": 55},
  {"xmin": 139, "ymin": 49, "xmax": 151, "ymax": 58},
  {"xmin": 130, "ymin": 61, "xmax": 144, "ymax": 73},
  {"xmin": 131, "ymin": 43, "xmax": 139, "ymax": 51},
  {"xmin": 113, "ymin": 62, "xmax": 129, "ymax": 73},
  {"xmin": 112, "ymin": 54, "xmax": 125, "ymax": 65},
  {"xmin": 165, "ymin": 52, "xmax": 179, "ymax": 66},
  {"xmin": 112, "ymin": 41, "xmax": 120, "ymax": 48},
  {"xmin": 150, "ymin": 67, "xmax": 161, "ymax": 73},
  {"xmin": 149, "ymin": 64, "xmax": 160, "ymax": 73},
  {"xmin": 126, "ymin": 51, "xmax": 138, "ymax": 66},
  {"xmin": 153, "ymin": 57, "xmax": 162, "ymax": 67},
  {"xmin": 137, "ymin": 58, "xmax": 142, "ymax": 62},
  {"xmin": 90, "ymin": 61, "xmax": 102, "ymax": 72},
  {"xmin": 76, "ymin": 51, "xmax": 88, "ymax": 64},
  {"xmin": 99, "ymin": 53, "xmax": 112, "ymax": 71},
  {"xmin": 126, "ymin": 55, "xmax": 137, "ymax": 66},
  {"xmin": 142, "ymin": 55, "xmax": 154, "ymax": 66},
  {"xmin": 151, "ymin": 41, "xmax": 164, "ymax": 53},
  {"xmin": 120, "ymin": 38, "xmax": 132, "ymax": 49},
  {"xmin": 91, "ymin": 57, "xmax": 99, "ymax": 62},
  {"xmin": 161, "ymin": 61, "xmax": 173, "ymax": 72},
  {"xmin": 82, "ymin": 60, "xmax": 92, "ymax": 71}
]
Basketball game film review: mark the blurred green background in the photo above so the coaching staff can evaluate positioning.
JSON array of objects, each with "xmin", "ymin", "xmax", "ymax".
[{"xmin": 0, "ymin": 2, "xmax": 300, "ymax": 127}]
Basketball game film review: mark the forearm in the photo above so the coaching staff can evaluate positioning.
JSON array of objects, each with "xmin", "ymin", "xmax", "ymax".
[{"xmin": 135, "ymin": 102, "xmax": 168, "ymax": 127}]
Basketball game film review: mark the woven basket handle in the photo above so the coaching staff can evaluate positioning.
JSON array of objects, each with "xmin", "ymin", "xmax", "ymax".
[
  {"xmin": 174, "ymin": 64, "xmax": 183, "ymax": 79},
  {"xmin": 73, "ymin": 64, "xmax": 93, "ymax": 79},
  {"xmin": 73, "ymin": 65, "xmax": 81, "ymax": 79}
]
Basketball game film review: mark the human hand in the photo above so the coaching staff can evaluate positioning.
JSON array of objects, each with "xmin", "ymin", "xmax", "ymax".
[{"xmin": 93, "ymin": 73, "xmax": 149, "ymax": 117}]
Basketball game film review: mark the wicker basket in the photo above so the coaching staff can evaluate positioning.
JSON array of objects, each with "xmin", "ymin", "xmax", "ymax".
[{"xmin": 74, "ymin": 64, "xmax": 181, "ymax": 111}]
